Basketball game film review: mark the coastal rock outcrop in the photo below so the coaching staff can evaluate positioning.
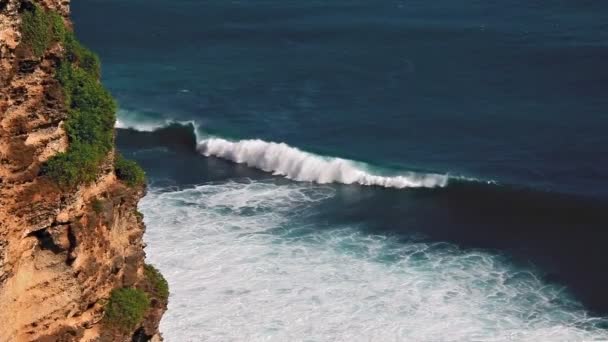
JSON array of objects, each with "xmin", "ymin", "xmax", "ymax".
[{"xmin": 0, "ymin": 0, "xmax": 167, "ymax": 340}]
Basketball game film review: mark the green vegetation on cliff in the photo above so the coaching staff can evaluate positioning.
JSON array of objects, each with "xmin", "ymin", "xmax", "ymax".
[
  {"xmin": 103, "ymin": 288, "xmax": 150, "ymax": 332},
  {"xmin": 115, "ymin": 154, "xmax": 146, "ymax": 187},
  {"xmin": 144, "ymin": 264, "xmax": 170, "ymax": 301},
  {"xmin": 22, "ymin": 4, "xmax": 144, "ymax": 188},
  {"xmin": 20, "ymin": 3, "xmax": 65, "ymax": 57},
  {"xmin": 42, "ymin": 57, "xmax": 116, "ymax": 187}
]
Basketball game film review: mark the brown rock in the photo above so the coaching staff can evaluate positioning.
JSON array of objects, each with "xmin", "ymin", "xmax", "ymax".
[
  {"xmin": 56, "ymin": 211, "xmax": 69, "ymax": 224},
  {"xmin": 0, "ymin": 0, "xmax": 166, "ymax": 340}
]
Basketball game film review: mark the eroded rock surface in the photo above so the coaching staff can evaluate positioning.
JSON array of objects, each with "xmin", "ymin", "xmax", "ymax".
[{"xmin": 0, "ymin": 1, "xmax": 166, "ymax": 341}]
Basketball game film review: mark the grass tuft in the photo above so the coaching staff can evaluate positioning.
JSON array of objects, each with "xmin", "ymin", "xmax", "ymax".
[
  {"xmin": 144, "ymin": 264, "xmax": 169, "ymax": 301},
  {"xmin": 103, "ymin": 287, "xmax": 150, "ymax": 332},
  {"xmin": 114, "ymin": 154, "xmax": 146, "ymax": 187}
]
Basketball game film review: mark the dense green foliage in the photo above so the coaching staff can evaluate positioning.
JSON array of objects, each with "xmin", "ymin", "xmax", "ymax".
[
  {"xmin": 42, "ymin": 62, "xmax": 115, "ymax": 187},
  {"xmin": 63, "ymin": 32, "xmax": 101, "ymax": 79},
  {"xmin": 103, "ymin": 288, "xmax": 150, "ymax": 332},
  {"xmin": 24, "ymin": 5, "xmax": 145, "ymax": 189},
  {"xmin": 114, "ymin": 154, "xmax": 146, "ymax": 187},
  {"xmin": 43, "ymin": 32, "xmax": 116, "ymax": 187},
  {"xmin": 20, "ymin": 3, "xmax": 65, "ymax": 57},
  {"xmin": 144, "ymin": 264, "xmax": 169, "ymax": 300},
  {"xmin": 26, "ymin": 4, "xmax": 114, "ymax": 188}
]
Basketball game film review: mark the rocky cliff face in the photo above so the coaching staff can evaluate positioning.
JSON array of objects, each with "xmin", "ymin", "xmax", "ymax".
[{"xmin": 0, "ymin": 0, "xmax": 166, "ymax": 341}]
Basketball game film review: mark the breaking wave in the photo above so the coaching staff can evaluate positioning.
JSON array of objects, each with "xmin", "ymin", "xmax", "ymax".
[
  {"xmin": 198, "ymin": 137, "xmax": 448, "ymax": 189},
  {"xmin": 115, "ymin": 109, "xmax": 169, "ymax": 132},
  {"xmin": 115, "ymin": 117, "xmax": 450, "ymax": 189}
]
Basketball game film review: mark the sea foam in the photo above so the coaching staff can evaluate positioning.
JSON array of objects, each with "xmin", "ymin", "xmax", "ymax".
[{"xmin": 141, "ymin": 180, "xmax": 608, "ymax": 342}]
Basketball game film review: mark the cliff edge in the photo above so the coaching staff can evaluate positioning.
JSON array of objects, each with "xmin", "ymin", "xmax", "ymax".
[{"xmin": 0, "ymin": 0, "xmax": 167, "ymax": 341}]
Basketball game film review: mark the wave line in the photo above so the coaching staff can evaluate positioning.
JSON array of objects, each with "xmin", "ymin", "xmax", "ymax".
[{"xmin": 197, "ymin": 137, "xmax": 448, "ymax": 189}]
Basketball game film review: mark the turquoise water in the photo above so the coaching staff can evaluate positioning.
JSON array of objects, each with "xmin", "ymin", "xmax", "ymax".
[{"xmin": 72, "ymin": 1, "xmax": 608, "ymax": 340}]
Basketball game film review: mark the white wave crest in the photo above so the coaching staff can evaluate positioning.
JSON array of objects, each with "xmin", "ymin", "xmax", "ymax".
[
  {"xmin": 115, "ymin": 108, "xmax": 169, "ymax": 131},
  {"xmin": 115, "ymin": 114, "xmax": 204, "ymax": 142},
  {"xmin": 114, "ymin": 108, "xmax": 203, "ymax": 139},
  {"xmin": 115, "ymin": 118, "xmax": 166, "ymax": 132},
  {"xmin": 198, "ymin": 138, "xmax": 448, "ymax": 189}
]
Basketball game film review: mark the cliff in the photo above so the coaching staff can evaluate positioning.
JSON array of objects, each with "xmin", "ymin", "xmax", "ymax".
[{"xmin": 0, "ymin": 0, "xmax": 167, "ymax": 341}]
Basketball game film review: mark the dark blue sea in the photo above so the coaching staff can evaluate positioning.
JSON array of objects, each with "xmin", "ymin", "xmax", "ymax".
[{"xmin": 73, "ymin": 1, "xmax": 608, "ymax": 340}]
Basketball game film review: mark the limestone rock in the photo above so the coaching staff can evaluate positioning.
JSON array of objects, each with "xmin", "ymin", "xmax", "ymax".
[{"xmin": 0, "ymin": 0, "xmax": 167, "ymax": 341}]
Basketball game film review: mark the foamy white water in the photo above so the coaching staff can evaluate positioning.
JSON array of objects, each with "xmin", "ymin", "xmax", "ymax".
[
  {"xmin": 141, "ymin": 180, "xmax": 608, "ymax": 342},
  {"xmin": 115, "ymin": 109, "xmax": 168, "ymax": 131},
  {"xmin": 116, "ymin": 118, "xmax": 164, "ymax": 132},
  {"xmin": 198, "ymin": 138, "xmax": 448, "ymax": 188},
  {"xmin": 115, "ymin": 108, "xmax": 201, "ymax": 136}
]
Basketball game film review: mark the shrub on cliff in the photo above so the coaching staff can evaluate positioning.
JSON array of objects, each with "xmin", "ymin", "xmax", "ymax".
[
  {"xmin": 58, "ymin": 62, "xmax": 106, "ymax": 105},
  {"xmin": 36, "ymin": 7, "xmax": 118, "ymax": 188},
  {"xmin": 63, "ymin": 32, "xmax": 101, "ymax": 78},
  {"xmin": 114, "ymin": 154, "xmax": 146, "ymax": 187},
  {"xmin": 58, "ymin": 64, "xmax": 116, "ymax": 149},
  {"xmin": 20, "ymin": 3, "xmax": 65, "ymax": 57},
  {"xmin": 29, "ymin": 6, "xmax": 148, "ymax": 190},
  {"xmin": 41, "ymin": 143, "xmax": 104, "ymax": 187},
  {"xmin": 144, "ymin": 264, "xmax": 169, "ymax": 301},
  {"xmin": 42, "ymin": 60, "xmax": 116, "ymax": 187},
  {"xmin": 103, "ymin": 288, "xmax": 150, "ymax": 332}
]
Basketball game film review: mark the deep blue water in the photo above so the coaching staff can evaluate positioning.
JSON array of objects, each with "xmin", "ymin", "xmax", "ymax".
[
  {"xmin": 73, "ymin": 1, "xmax": 608, "ymax": 339},
  {"xmin": 74, "ymin": 0, "xmax": 608, "ymax": 196}
]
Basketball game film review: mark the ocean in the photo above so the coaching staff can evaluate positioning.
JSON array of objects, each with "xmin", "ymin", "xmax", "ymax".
[{"xmin": 73, "ymin": 0, "xmax": 608, "ymax": 340}]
